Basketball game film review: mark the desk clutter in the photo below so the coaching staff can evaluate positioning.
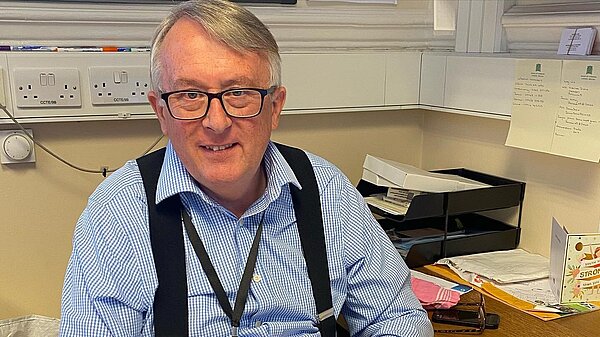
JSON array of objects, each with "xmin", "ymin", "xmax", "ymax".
[
  {"xmin": 422, "ymin": 249, "xmax": 600, "ymax": 322},
  {"xmin": 358, "ymin": 154, "xmax": 525, "ymax": 268}
]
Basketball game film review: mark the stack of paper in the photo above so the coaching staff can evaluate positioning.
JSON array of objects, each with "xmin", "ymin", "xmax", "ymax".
[
  {"xmin": 557, "ymin": 27, "xmax": 597, "ymax": 55},
  {"xmin": 433, "ymin": 249, "xmax": 600, "ymax": 320}
]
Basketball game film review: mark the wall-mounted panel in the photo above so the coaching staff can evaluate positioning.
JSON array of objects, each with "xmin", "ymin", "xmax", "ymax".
[
  {"xmin": 385, "ymin": 52, "xmax": 421, "ymax": 106},
  {"xmin": 281, "ymin": 53, "xmax": 386, "ymax": 112},
  {"xmin": 444, "ymin": 55, "xmax": 515, "ymax": 116},
  {"xmin": 419, "ymin": 53, "xmax": 446, "ymax": 107}
]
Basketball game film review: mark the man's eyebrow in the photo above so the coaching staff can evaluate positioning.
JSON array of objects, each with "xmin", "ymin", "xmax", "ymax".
[
  {"xmin": 171, "ymin": 79, "xmax": 202, "ymax": 89},
  {"xmin": 222, "ymin": 77, "xmax": 254, "ymax": 87},
  {"xmin": 170, "ymin": 77, "xmax": 258, "ymax": 90}
]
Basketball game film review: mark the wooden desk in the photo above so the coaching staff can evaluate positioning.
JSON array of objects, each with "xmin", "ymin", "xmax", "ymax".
[{"xmin": 429, "ymin": 282, "xmax": 600, "ymax": 336}]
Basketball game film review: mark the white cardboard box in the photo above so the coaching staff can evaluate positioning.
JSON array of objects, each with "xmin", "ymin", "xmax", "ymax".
[
  {"xmin": 361, "ymin": 168, "xmax": 400, "ymax": 188},
  {"xmin": 362, "ymin": 155, "xmax": 487, "ymax": 192},
  {"xmin": 550, "ymin": 217, "xmax": 600, "ymax": 303}
]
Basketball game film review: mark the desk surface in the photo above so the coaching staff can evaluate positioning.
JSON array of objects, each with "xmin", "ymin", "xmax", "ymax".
[{"xmin": 425, "ymin": 277, "xmax": 599, "ymax": 336}]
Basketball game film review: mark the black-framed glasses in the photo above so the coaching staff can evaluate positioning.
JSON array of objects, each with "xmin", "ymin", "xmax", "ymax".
[
  {"xmin": 432, "ymin": 292, "xmax": 486, "ymax": 335},
  {"xmin": 160, "ymin": 86, "xmax": 277, "ymax": 120}
]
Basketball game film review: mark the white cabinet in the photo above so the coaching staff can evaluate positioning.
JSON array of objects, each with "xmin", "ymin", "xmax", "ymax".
[
  {"xmin": 281, "ymin": 53, "xmax": 385, "ymax": 112},
  {"xmin": 420, "ymin": 53, "xmax": 517, "ymax": 118},
  {"xmin": 281, "ymin": 52, "xmax": 420, "ymax": 114},
  {"xmin": 419, "ymin": 53, "xmax": 446, "ymax": 107},
  {"xmin": 384, "ymin": 52, "xmax": 421, "ymax": 106},
  {"xmin": 444, "ymin": 55, "xmax": 515, "ymax": 117}
]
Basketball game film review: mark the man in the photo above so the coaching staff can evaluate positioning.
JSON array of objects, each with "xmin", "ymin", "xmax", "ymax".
[{"xmin": 59, "ymin": 0, "xmax": 433, "ymax": 336}]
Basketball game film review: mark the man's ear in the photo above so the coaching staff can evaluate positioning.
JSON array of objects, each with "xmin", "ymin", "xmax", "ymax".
[
  {"xmin": 148, "ymin": 90, "xmax": 169, "ymax": 135},
  {"xmin": 270, "ymin": 86, "xmax": 286, "ymax": 129}
]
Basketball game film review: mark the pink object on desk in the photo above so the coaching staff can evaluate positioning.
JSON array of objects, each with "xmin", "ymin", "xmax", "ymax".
[{"xmin": 411, "ymin": 276, "xmax": 461, "ymax": 309}]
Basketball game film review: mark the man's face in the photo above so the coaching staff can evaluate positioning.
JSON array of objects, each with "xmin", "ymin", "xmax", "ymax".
[{"xmin": 148, "ymin": 18, "xmax": 286, "ymax": 199}]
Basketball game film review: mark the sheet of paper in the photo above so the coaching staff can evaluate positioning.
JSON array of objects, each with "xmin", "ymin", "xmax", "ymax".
[
  {"xmin": 437, "ymin": 248, "xmax": 550, "ymax": 284},
  {"xmin": 493, "ymin": 277, "xmax": 556, "ymax": 305},
  {"xmin": 550, "ymin": 60, "xmax": 600, "ymax": 162},
  {"xmin": 506, "ymin": 59, "xmax": 562, "ymax": 152},
  {"xmin": 506, "ymin": 59, "xmax": 600, "ymax": 162}
]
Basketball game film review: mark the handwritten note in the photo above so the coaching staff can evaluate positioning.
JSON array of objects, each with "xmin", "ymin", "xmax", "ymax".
[
  {"xmin": 506, "ymin": 59, "xmax": 600, "ymax": 162},
  {"xmin": 552, "ymin": 60, "xmax": 600, "ymax": 161},
  {"xmin": 505, "ymin": 60, "xmax": 562, "ymax": 152}
]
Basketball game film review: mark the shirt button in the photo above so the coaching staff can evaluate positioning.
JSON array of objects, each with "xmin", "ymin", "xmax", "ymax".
[
  {"xmin": 255, "ymin": 321, "xmax": 262, "ymax": 327},
  {"xmin": 253, "ymin": 274, "xmax": 262, "ymax": 282}
]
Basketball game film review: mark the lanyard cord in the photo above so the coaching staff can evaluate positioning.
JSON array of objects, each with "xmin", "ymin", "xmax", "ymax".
[{"xmin": 182, "ymin": 209, "xmax": 265, "ymax": 337}]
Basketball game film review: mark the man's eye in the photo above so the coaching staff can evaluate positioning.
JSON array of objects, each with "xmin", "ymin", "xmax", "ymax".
[
  {"xmin": 230, "ymin": 90, "xmax": 246, "ymax": 97},
  {"xmin": 185, "ymin": 92, "xmax": 200, "ymax": 99}
]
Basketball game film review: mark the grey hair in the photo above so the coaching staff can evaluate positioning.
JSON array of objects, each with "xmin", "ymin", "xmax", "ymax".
[{"xmin": 150, "ymin": 0, "xmax": 281, "ymax": 92}]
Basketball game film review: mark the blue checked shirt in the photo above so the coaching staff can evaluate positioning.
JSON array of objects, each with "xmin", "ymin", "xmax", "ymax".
[{"xmin": 60, "ymin": 141, "xmax": 433, "ymax": 337}]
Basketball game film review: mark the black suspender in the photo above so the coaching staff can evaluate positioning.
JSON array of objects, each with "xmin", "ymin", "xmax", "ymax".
[
  {"xmin": 137, "ymin": 148, "xmax": 188, "ymax": 337},
  {"xmin": 137, "ymin": 143, "xmax": 337, "ymax": 337},
  {"xmin": 275, "ymin": 143, "xmax": 336, "ymax": 335}
]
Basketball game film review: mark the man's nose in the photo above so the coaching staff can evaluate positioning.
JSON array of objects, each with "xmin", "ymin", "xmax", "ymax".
[{"xmin": 202, "ymin": 97, "xmax": 232, "ymax": 133}]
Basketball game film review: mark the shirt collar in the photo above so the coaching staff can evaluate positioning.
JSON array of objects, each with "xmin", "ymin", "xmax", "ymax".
[{"xmin": 155, "ymin": 141, "xmax": 302, "ymax": 209}]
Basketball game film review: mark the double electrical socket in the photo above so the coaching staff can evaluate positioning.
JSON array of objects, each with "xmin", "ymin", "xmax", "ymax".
[
  {"xmin": 13, "ymin": 68, "xmax": 82, "ymax": 108},
  {"xmin": 89, "ymin": 66, "xmax": 151, "ymax": 105}
]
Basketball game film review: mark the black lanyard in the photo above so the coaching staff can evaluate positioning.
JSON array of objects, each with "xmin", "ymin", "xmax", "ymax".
[{"xmin": 182, "ymin": 209, "xmax": 264, "ymax": 337}]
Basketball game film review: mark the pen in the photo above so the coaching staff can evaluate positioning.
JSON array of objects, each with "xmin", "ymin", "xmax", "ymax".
[
  {"xmin": 129, "ymin": 47, "xmax": 151, "ymax": 52},
  {"xmin": 11, "ymin": 45, "xmax": 58, "ymax": 51},
  {"xmin": 57, "ymin": 47, "xmax": 103, "ymax": 52},
  {"xmin": 114, "ymin": 47, "xmax": 149, "ymax": 52}
]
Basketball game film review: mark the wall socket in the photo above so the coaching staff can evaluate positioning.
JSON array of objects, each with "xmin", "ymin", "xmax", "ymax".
[
  {"xmin": 13, "ymin": 68, "xmax": 82, "ymax": 108},
  {"xmin": 89, "ymin": 66, "xmax": 151, "ymax": 105}
]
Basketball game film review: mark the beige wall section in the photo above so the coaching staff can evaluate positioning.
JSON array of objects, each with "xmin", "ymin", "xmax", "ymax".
[
  {"xmin": 0, "ymin": 119, "xmax": 165, "ymax": 320},
  {"xmin": 421, "ymin": 110, "xmax": 600, "ymax": 257},
  {"xmin": 0, "ymin": 109, "xmax": 424, "ymax": 319},
  {"xmin": 274, "ymin": 110, "xmax": 424, "ymax": 183}
]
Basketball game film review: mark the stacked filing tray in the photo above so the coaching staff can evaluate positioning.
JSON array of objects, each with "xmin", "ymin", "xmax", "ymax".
[{"xmin": 357, "ymin": 168, "xmax": 526, "ymax": 268}]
